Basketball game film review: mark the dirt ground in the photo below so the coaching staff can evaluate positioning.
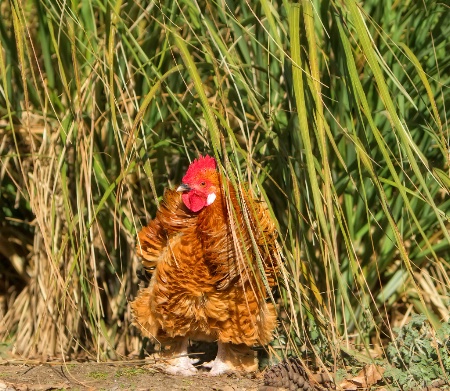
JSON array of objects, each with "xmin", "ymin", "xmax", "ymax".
[{"xmin": 0, "ymin": 361, "xmax": 262, "ymax": 391}]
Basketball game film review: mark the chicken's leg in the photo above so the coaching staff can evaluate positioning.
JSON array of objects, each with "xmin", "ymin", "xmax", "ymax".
[
  {"xmin": 208, "ymin": 342, "xmax": 257, "ymax": 375},
  {"xmin": 158, "ymin": 336, "xmax": 197, "ymax": 376}
]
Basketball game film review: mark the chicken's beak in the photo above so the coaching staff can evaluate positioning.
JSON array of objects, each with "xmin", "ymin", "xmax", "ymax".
[{"xmin": 176, "ymin": 183, "xmax": 191, "ymax": 192}]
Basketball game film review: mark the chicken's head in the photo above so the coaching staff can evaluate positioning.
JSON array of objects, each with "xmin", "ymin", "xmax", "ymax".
[{"xmin": 177, "ymin": 155, "xmax": 219, "ymax": 212}]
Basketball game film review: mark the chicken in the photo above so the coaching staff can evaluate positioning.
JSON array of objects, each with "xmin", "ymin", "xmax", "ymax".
[{"xmin": 131, "ymin": 155, "xmax": 278, "ymax": 375}]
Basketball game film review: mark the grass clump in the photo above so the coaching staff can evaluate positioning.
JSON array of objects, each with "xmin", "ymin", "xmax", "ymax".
[
  {"xmin": 115, "ymin": 368, "xmax": 147, "ymax": 378},
  {"xmin": 88, "ymin": 371, "xmax": 109, "ymax": 380},
  {"xmin": 385, "ymin": 314, "xmax": 450, "ymax": 390}
]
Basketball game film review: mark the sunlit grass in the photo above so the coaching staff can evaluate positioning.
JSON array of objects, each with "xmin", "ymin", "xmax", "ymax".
[{"xmin": 0, "ymin": 0, "xmax": 448, "ymax": 374}]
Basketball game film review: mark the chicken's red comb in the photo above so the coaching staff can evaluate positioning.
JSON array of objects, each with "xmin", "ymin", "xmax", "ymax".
[{"xmin": 182, "ymin": 155, "xmax": 217, "ymax": 182}]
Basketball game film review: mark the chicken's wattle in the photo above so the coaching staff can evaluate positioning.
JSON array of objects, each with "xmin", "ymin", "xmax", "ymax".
[{"xmin": 182, "ymin": 192, "xmax": 207, "ymax": 212}]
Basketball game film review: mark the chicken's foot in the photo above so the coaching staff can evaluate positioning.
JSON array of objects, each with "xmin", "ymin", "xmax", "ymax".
[
  {"xmin": 159, "ymin": 336, "xmax": 198, "ymax": 376},
  {"xmin": 207, "ymin": 342, "xmax": 257, "ymax": 375}
]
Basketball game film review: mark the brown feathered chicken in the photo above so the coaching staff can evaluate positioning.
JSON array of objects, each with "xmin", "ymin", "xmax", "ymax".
[{"xmin": 131, "ymin": 155, "xmax": 278, "ymax": 375}]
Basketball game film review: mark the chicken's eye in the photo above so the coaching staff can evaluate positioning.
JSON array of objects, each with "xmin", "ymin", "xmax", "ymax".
[{"xmin": 201, "ymin": 181, "xmax": 205, "ymax": 186}]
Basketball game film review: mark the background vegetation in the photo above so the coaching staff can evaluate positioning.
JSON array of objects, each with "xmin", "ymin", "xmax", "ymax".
[{"xmin": 0, "ymin": 0, "xmax": 449, "ymax": 382}]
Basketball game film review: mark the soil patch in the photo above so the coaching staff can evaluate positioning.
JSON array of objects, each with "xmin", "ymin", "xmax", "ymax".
[{"xmin": 0, "ymin": 362, "xmax": 261, "ymax": 390}]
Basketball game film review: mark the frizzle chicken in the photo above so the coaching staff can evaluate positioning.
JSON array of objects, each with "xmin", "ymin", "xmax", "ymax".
[{"xmin": 131, "ymin": 155, "xmax": 278, "ymax": 375}]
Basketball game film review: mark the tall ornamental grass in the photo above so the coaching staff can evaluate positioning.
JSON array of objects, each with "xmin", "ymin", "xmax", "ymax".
[{"xmin": 0, "ymin": 0, "xmax": 448, "ymax": 367}]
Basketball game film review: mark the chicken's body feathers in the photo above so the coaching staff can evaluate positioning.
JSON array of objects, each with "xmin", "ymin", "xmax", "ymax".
[{"xmin": 132, "ymin": 159, "xmax": 278, "ymax": 374}]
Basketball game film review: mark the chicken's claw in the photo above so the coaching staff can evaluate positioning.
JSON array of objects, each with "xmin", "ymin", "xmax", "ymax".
[
  {"xmin": 157, "ymin": 337, "xmax": 198, "ymax": 376},
  {"xmin": 163, "ymin": 356, "xmax": 198, "ymax": 376}
]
